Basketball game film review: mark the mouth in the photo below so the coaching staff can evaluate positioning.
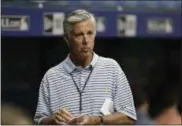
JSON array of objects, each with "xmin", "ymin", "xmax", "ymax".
[{"xmin": 82, "ymin": 47, "xmax": 90, "ymax": 52}]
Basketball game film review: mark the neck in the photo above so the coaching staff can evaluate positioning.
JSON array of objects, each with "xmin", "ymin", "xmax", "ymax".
[
  {"xmin": 69, "ymin": 53, "xmax": 93, "ymax": 68},
  {"xmin": 154, "ymin": 105, "xmax": 181, "ymax": 124}
]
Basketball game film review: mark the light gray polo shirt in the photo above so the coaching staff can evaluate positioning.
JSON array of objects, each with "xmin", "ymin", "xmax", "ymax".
[{"xmin": 34, "ymin": 53, "xmax": 136, "ymax": 124}]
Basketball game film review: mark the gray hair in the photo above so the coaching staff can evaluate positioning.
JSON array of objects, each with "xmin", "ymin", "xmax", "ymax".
[{"xmin": 63, "ymin": 9, "xmax": 96, "ymax": 39}]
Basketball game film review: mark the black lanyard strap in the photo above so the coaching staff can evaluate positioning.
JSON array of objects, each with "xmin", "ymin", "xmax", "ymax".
[{"xmin": 70, "ymin": 68, "xmax": 93, "ymax": 111}]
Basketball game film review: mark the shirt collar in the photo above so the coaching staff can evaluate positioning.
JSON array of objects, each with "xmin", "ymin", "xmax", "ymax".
[{"xmin": 64, "ymin": 52, "xmax": 99, "ymax": 73}]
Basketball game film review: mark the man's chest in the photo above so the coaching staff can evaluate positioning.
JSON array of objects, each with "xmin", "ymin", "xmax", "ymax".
[{"xmin": 48, "ymin": 71, "xmax": 115, "ymax": 116}]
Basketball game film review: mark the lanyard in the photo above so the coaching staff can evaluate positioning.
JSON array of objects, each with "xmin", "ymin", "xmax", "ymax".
[{"xmin": 70, "ymin": 68, "xmax": 93, "ymax": 111}]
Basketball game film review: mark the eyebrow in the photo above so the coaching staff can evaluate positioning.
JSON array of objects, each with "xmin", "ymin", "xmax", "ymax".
[{"xmin": 73, "ymin": 30, "xmax": 94, "ymax": 36}]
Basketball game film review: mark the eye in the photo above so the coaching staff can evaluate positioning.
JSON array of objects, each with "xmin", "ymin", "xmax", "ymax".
[
  {"xmin": 87, "ymin": 31, "xmax": 94, "ymax": 35},
  {"xmin": 75, "ymin": 33, "xmax": 83, "ymax": 37}
]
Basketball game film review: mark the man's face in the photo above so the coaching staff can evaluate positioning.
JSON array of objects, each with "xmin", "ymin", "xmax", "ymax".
[{"xmin": 68, "ymin": 19, "xmax": 95, "ymax": 59}]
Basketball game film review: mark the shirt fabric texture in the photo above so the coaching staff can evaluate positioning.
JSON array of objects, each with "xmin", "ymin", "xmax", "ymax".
[{"xmin": 34, "ymin": 53, "xmax": 137, "ymax": 124}]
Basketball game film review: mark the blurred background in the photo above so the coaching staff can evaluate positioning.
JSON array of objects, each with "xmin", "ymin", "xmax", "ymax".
[{"xmin": 1, "ymin": 0, "xmax": 181, "ymax": 124}]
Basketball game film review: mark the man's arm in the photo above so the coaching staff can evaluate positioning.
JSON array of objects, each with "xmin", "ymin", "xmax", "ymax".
[
  {"xmin": 40, "ymin": 117, "xmax": 55, "ymax": 125},
  {"xmin": 89, "ymin": 60, "xmax": 137, "ymax": 125},
  {"xmin": 34, "ymin": 73, "xmax": 75, "ymax": 125},
  {"xmin": 77, "ymin": 112, "xmax": 135, "ymax": 125},
  {"xmin": 102, "ymin": 112, "xmax": 135, "ymax": 125},
  {"xmin": 77, "ymin": 60, "xmax": 137, "ymax": 125},
  {"xmin": 34, "ymin": 74, "xmax": 52, "ymax": 124},
  {"xmin": 99, "ymin": 60, "xmax": 136, "ymax": 125},
  {"xmin": 110, "ymin": 60, "xmax": 137, "ymax": 124}
]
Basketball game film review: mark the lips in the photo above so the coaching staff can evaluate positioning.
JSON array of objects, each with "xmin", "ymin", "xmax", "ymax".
[{"xmin": 82, "ymin": 47, "xmax": 89, "ymax": 52}]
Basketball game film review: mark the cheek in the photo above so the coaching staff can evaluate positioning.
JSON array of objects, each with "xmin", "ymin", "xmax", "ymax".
[
  {"xmin": 90, "ymin": 36, "xmax": 95, "ymax": 41},
  {"xmin": 90, "ymin": 36, "xmax": 95, "ymax": 45},
  {"xmin": 73, "ymin": 36, "xmax": 83, "ymax": 43},
  {"xmin": 87, "ymin": 35, "xmax": 95, "ymax": 41},
  {"xmin": 70, "ymin": 37, "xmax": 81, "ymax": 45},
  {"xmin": 71, "ymin": 39, "xmax": 83, "ymax": 51}
]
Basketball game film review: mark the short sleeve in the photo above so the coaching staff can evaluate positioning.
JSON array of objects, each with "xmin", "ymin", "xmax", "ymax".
[{"xmin": 113, "ymin": 61, "xmax": 137, "ymax": 120}]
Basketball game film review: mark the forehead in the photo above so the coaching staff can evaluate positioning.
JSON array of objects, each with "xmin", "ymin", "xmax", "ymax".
[{"xmin": 72, "ymin": 19, "xmax": 95, "ymax": 32}]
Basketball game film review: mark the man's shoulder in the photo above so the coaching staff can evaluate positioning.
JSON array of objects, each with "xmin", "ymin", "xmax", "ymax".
[
  {"xmin": 44, "ymin": 61, "xmax": 66, "ymax": 76},
  {"xmin": 98, "ymin": 56, "xmax": 119, "ymax": 66}
]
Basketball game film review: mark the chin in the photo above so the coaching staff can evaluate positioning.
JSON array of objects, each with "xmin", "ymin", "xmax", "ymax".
[{"xmin": 80, "ymin": 52, "xmax": 92, "ymax": 58}]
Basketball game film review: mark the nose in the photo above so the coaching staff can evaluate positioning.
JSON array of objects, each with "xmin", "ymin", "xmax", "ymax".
[{"xmin": 82, "ymin": 35, "xmax": 88, "ymax": 45}]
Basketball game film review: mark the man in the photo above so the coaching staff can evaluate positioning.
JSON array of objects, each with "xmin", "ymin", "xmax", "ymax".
[{"xmin": 34, "ymin": 9, "xmax": 136, "ymax": 125}]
